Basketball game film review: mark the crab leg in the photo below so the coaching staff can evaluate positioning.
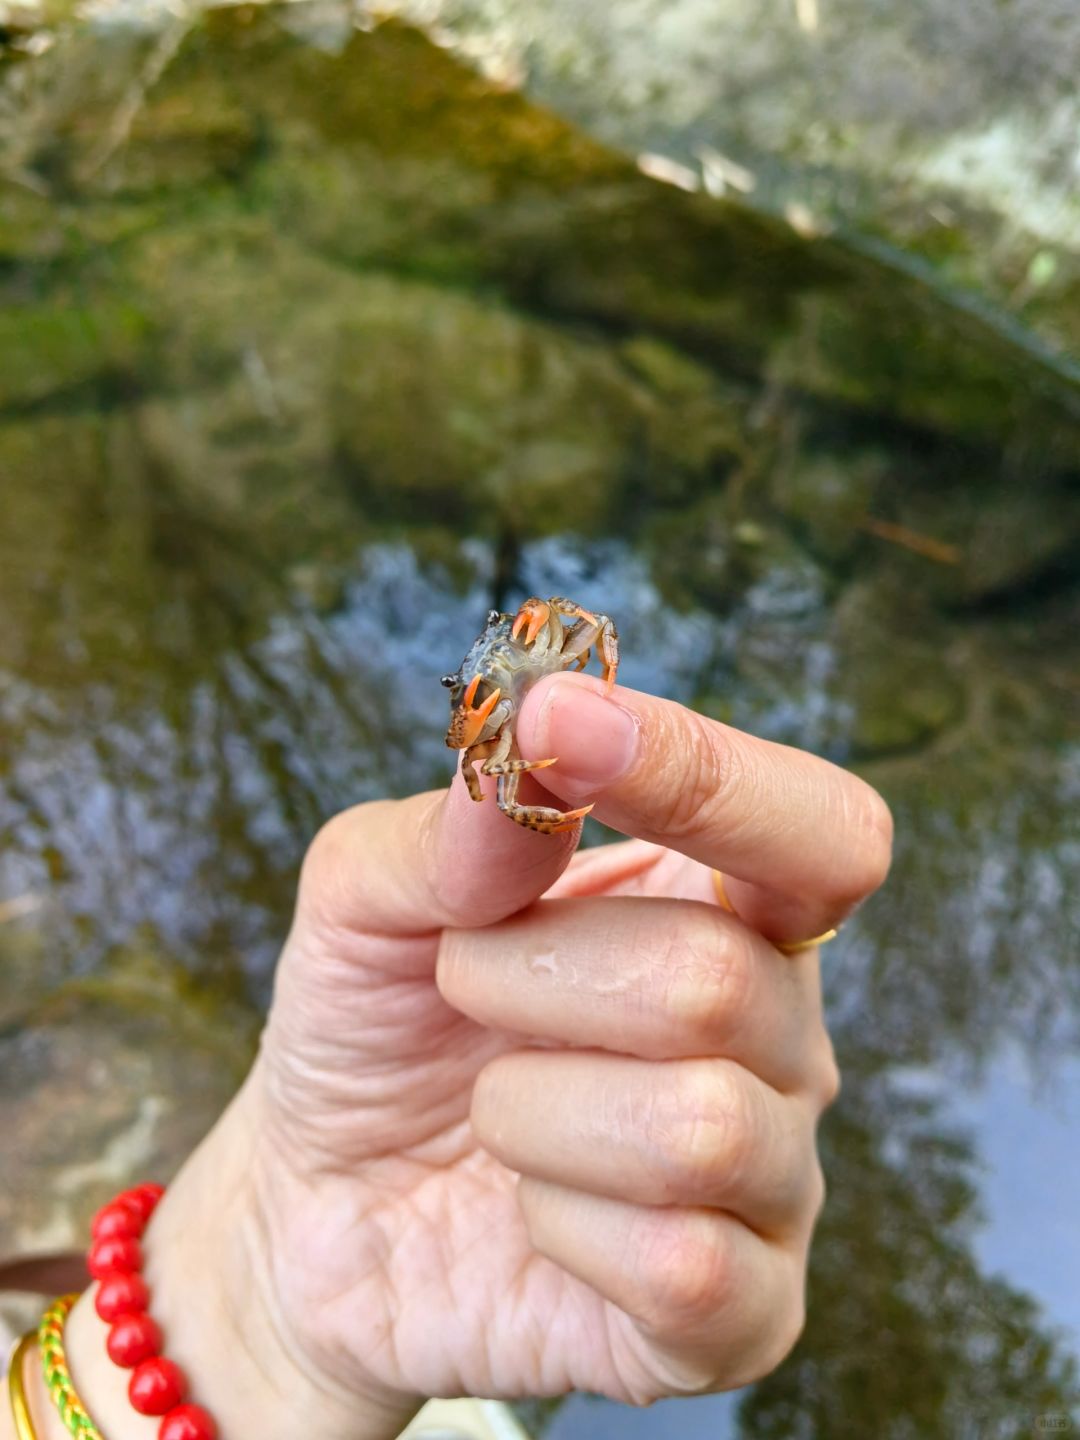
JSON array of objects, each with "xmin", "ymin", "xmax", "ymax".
[
  {"xmin": 559, "ymin": 608, "xmax": 620, "ymax": 694},
  {"xmin": 461, "ymin": 738, "xmax": 495, "ymax": 802},
  {"xmin": 463, "ymin": 720, "xmax": 557, "ymax": 802},
  {"xmin": 481, "ymin": 723, "xmax": 558, "ymax": 780},
  {"xmin": 514, "ymin": 596, "xmax": 620, "ymax": 692},
  {"xmin": 496, "ymin": 769, "xmax": 593, "ymax": 835},
  {"xmin": 547, "ymin": 596, "xmax": 598, "ymax": 624}
]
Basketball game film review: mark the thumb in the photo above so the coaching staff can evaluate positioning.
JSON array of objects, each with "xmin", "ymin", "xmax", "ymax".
[
  {"xmin": 293, "ymin": 762, "xmax": 580, "ymax": 946},
  {"xmin": 259, "ymin": 765, "xmax": 582, "ymax": 1155}
]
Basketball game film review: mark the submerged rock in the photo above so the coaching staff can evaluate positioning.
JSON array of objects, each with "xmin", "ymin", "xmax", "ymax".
[
  {"xmin": 0, "ymin": 954, "xmax": 256, "ymax": 1257},
  {"xmin": 379, "ymin": 0, "xmax": 1080, "ymax": 358},
  {"xmin": 5, "ymin": 7, "xmax": 1080, "ymax": 454}
]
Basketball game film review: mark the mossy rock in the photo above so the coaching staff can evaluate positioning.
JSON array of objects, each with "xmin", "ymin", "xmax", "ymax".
[
  {"xmin": 846, "ymin": 646, "xmax": 966, "ymax": 758},
  {"xmin": 771, "ymin": 449, "xmax": 885, "ymax": 562},
  {"xmin": 644, "ymin": 497, "xmax": 739, "ymax": 611},
  {"xmin": 0, "ymin": 959, "xmax": 255, "ymax": 1255},
  {"xmin": 0, "ymin": 183, "xmax": 64, "ymax": 263},
  {"xmin": 109, "ymin": 207, "xmax": 749, "ymax": 538},
  {"xmin": 0, "ymin": 293, "xmax": 149, "ymax": 408},
  {"xmin": 9, "ymin": 6, "xmax": 1080, "ymax": 459},
  {"xmin": 826, "ymin": 582, "xmax": 967, "ymax": 758},
  {"xmin": 958, "ymin": 485, "xmax": 1080, "ymax": 603},
  {"xmin": 332, "ymin": 278, "xmax": 742, "ymax": 533},
  {"xmin": 856, "ymin": 454, "xmax": 1080, "ymax": 607}
]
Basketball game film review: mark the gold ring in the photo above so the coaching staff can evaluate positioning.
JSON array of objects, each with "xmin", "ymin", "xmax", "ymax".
[
  {"xmin": 712, "ymin": 870, "xmax": 736, "ymax": 914},
  {"xmin": 712, "ymin": 872, "xmax": 839, "ymax": 953},
  {"xmin": 774, "ymin": 929, "xmax": 839, "ymax": 954}
]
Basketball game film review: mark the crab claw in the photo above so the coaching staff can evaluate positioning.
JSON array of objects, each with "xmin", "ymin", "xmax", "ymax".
[
  {"xmin": 458, "ymin": 676, "xmax": 502, "ymax": 747},
  {"xmin": 511, "ymin": 599, "xmax": 550, "ymax": 647}
]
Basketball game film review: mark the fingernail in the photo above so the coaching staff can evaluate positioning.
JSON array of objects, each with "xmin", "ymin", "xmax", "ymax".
[{"xmin": 532, "ymin": 676, "xmax": 640, "ymax": 794}]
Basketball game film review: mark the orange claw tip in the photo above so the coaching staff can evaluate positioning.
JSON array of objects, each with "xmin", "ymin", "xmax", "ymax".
[
  {"xmin": 475, "ymin": 685, "xmax": 501, "ymax": 718},
  {"xmin": 463, "ymin": 673, "xmax": 481, "ymax": 706},
  {"xmin": 458, "ymin": 683, "xmax": 502, "ymax": 747},
  {"xmin": 551, "ymin": 804, "xmax": 594, "ymax": 831},
  {"xmin": 526, "ymin": 612, "xmax": 548, "ymax": 645},
  {"xmin": 533, "ymin": 756, "xmax": 559, "ymax": 769},
  {"xmin": 512, "ymin": 600, "xmax": 550, "ymax": 646}
]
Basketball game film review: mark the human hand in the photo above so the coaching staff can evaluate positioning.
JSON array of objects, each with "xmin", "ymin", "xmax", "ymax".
[{"xmin": 59, "ymin": 673, "xmax": 892, "ymax": 1440}]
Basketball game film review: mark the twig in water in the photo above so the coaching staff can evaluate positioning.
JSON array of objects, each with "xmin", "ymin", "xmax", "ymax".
[{"xmin": 860, "ymin": 516, "xmax": 962, "ymax": 565}]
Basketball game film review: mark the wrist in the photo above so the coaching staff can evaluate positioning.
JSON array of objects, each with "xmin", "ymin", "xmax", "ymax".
[{"xmin": 45, "ymin": 1084, "xmax": 416, "ymax": 1440}]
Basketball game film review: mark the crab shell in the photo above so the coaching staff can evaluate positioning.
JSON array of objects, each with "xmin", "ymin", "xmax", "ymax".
[{"xmin": 442, "ymin": 610, "xmax": 555, "ymax": 750}]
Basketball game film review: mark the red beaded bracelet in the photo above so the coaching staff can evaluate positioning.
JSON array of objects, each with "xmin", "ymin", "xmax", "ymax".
[{"xmin": 89, "ymin": 1184, "xmax": 218, "ymax": 1440}]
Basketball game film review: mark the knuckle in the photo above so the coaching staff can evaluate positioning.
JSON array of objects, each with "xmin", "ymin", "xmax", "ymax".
[
  {"xmin": 300, "ymin": 810, "xmax": 348, "ymax": 884},
  {"xmin": 731, "ymin": 1269, "xmax": 807, "ymax": 1388},
  {"xmin": 760, "ymin": 1289, "xmax": 807, "ymax": 1378},
  {"xmin": 843, "ymin": 780, "xmax": 894, "ymax": 901},
  {"xmin": 652, "ymin": 1066, "xmax": 750, "ymax": 1199},
  {"xmin": 812, "ymin": 1036, "xmax": 842, "ymax": 1109},
  {"xmin": 297, "ymin": 808, "xmax": 361, "ymax": 929},
  {"xmin": 636, "ymin": 1219, "xmax": 735, "ymax": 1332},
  {"xmin": 662, "ymin": 914, "xmax": 752, "ymax": 1050},
  {"xmin": 651, "ymin": 710, "xmax": 744, "ymax": 841}
]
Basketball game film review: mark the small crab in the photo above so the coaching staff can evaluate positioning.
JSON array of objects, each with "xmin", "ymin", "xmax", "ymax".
[{"xmin": 441, "ymin": 596, "xmax": 620, "ymax": 833}]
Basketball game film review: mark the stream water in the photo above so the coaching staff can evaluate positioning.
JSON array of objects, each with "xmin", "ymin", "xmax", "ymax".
[{"xmin": 1, "ymin": 8, "xmax": 1078, "ymax": 1435}]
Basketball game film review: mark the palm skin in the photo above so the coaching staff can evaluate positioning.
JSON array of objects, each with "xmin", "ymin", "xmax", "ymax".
[{"xmin": 255, "ymin": 821, "xmax": 713, "ymax": 1410}]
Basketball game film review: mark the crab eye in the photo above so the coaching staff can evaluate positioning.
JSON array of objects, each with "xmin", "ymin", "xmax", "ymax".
[
  {"xmin": 487, "ymin": 609, "xmax": 500, "ymax": 625},
  {"xmin": 440, "ymin": 673, "xmax": 458, "ymax": 688}
]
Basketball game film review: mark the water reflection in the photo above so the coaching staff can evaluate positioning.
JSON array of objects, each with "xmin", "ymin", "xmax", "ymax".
[
  {"xmin": 0, "ymin": 536, "xmax": 767, "ymax": 997},
  {"xmin": 956, "ymin": 1058, "xmax": 1080, "ymax": 1348}
]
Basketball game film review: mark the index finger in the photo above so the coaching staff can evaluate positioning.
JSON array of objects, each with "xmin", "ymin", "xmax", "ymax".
[{"xmin": 516, "ymin": 673, "xmax": 893, "ymax": 944}]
